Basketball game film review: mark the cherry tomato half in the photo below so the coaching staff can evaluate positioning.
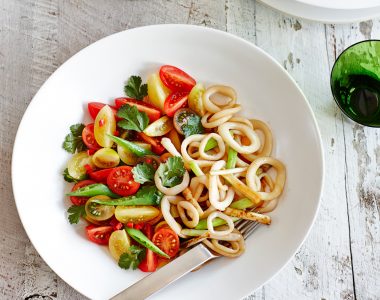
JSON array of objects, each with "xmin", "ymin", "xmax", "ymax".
[
  {"xmin": 82, "ymin": 123, "xmax": 101, "ymax": 150},
  {"xmin": 138, "ymin": 224, "xmax": 158, "ymax": 272},
  {"xmin": 85, "ymin": 225, "xmax": 113, "ymax": 245},
  {"xmin": 88, "ymin": 102, "xmax": 118, "ymax": 120},
  {"xmin": 107, "ymin": 166, "xmax": 140, "ymax": 197},
  {"xmin": 159, "ymin": 65, "xmax": 196, "ymax": 92},
  {"xmin": 164, "ymin": 92, "xmax": 188, "ymax": 117},
  {"xmin": 152, "ymin": 228, "xmax": 180, "ymax": 258},
  {"xmin": 114, "ymin": 98, "xmax": 161, "ymax": 123},
  {"xmin": 137, "ymin": 132, "xmax": 165, "ymax": 155},
  {"xmin": 88, "ymin": 168, "xmax": 115, "ymax": 183},
  {"xmin": 70, "ymin": 179, "xmax": 96, "ymax": 206}
]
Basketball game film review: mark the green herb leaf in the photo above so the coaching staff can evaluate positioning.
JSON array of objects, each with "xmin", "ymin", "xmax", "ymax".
[
  {"xmin": 117, "ymin": 104, "xmax": 149, "ymax": 132},
  {"xmin": 157, "ymin": 156, "xmax": 185, "ymax": 188},
  {"xmin": 134, "ymin": 185, "xmax": 163, "ymax": 205},
  {"xmin": 182, "ymin": 114, "xmax": 204, "ymax": 138},
  {"xmin": 62, "ymin": 123, "xmax": 86, "ymax": 153},
  {"xmin": 124, "ymin": 76, "xmax": 148, "ymax": 100},
  {"xmin": 118, "ymin": 245, "xmax": 146, "ymax": 270},
  {"xmin": 67, "ymin": 205, "xmax": 86, "ymax": 224},
  {"xmin": 132, "ymin": 162, "xmax": 156, "ymax": 184}
]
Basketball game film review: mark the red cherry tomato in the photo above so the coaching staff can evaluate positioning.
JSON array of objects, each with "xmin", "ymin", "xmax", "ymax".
[
  {"xmin": 159, "ymin": 65, "xmax": 196, "ymax": 92},
  {"xmin": 137, "ymin": 132, "xmax": 165, "ymax": 155},
  {"xmin": 85, "ymin": 225, "xmax": 113, "ymax": 245},
  {"xmin": 109, "ymin": 217, "xmax": 124, "ymax": 231},
  {"xmin": 88, "ymin": 102, "xmax": 118, "ymax": 119},
  {"xmin": 138, "ymin": 224, "xmax": 158, "ymax": 272},
  {"xmin": 138, "ymin": 248, "xmax": 158, "ymax": 272},
  {"xmin": 70, "ymin": 180, "xmax": 96, "ymax": 206},
  {"xmin": 88, "ymin": 168, "xmax": 115, "ymax": 183},
  {"xmin": 82, "ymin": 124, "xmax": 101, "ymax": 150},
  {"xmin": 106, "ymin": 166, "xmax": 140, "ymax": 196},
  {"xmin": 152, "ymin": 228, "xmax": 180, "ymax": 258},
  {"xmin": 114, "ymin": 98, "xmax": 161, "ymax": 122},
  {"xmin": 163, "ymin": 92, "xmax": 188, "ymax": 117}
]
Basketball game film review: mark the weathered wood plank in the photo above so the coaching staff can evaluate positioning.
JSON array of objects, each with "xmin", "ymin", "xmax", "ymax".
[{"xmin": 325, "ymin": 20, "xmax": 380, "ymax": 300}]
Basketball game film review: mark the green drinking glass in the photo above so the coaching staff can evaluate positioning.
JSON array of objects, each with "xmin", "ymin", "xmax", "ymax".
[{"xmin": 331, "ymin": 40, "xmax": 380, "ymax": 127}]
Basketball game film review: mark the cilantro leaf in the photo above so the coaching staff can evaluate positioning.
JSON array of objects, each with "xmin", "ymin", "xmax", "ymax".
[
  {"xmin": 67, "ymin": 205, "xmax": 86, "ymax": 224},
  {"xmin": 182, "ymin": 114, "xmax": 204, "ymax": 138},
  {"xmin": 62, "ymin": 123, "xmax": 86, "ymax": 153},
  {"xmin": 117, "ymin": 104, "xmax": 149, "ymax": 132},
  {"xmin": 132, "ymin": 162, "xmax": 156, "ymax": 184},
  {"xmin": 124, "ymin": 76, "xmax": 148, "ymax": 100},
  {"xmin": 134, "ymin": 185, "xmax": 163, "ymax": 205},
  {"xmin": 63, "ymin": 168, "xmax": 87, "ymax": 183},
  {"xmin": 118, "ymin": 245, "xmax": 146, "ymax": 270},
  {"xmin": 157, "ymin": 156, "xmax": 185, "ymax": 188}
]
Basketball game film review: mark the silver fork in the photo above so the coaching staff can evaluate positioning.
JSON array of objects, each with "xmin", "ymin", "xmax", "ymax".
[{"xmin": 111, "ymin": 220, "xmax": 260, "ymax": 300}]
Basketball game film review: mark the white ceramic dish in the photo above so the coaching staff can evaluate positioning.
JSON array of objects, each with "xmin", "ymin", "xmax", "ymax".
[
  {"xmin": 12, "ymin": 24, "xmax": 324, "ymax": 300},
  {"xmin": 296, "ymin": 0, "xmax": 380, "ymax": 10},
  {"xmin": 260, "ymin": 0, "xmax": 380, "ymax": 23}
]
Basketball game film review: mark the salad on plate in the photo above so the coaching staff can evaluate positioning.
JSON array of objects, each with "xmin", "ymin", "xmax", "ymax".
[{"xmin": 62, "ymin": 65, "xmax": 286, "ymax": 272}]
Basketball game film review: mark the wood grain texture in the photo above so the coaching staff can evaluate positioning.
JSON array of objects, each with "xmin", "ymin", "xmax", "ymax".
[{"xmin": 0, "ymin": 1, "xmax": 379, "ymax": 299}]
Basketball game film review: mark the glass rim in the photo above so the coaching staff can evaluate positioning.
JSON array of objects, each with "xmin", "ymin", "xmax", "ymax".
[{"xmin": 330, "ymin": 39, "xmax": 380, "ymax": 128}]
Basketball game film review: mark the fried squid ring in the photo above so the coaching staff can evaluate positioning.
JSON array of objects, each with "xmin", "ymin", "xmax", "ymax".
[
  {"xmin": 218, "ymin": 122, "xmax": 261, "ymax": 154},
  {"xmin": 199, "ymin": 133, "xmax": 226, "ymax": 160},
  {"xmin": 209, "ymin": 161, "xmax": 234, "ymax": 210},
  {"xmin": 202, "ymin": 235, "xmax": 245, "ymax": 258},
  {"xmin": 207, "ymin": 211, "xmax": 234, "ymax": 236},
  {"xmin": 246, "ymin": 157, "xmax": 286, "ymax": 201},
  {"xmin": 202, "ymin": 85, "xmax": 237, "ymax": 113},
  {"xmin": 154, "ymin": 169, "xmax": 190, "ymax": 196},
  {"xmin": 241, "ymin": 119, "xmax": 273, "ymax": 162},
  {"xmin": 161, "ymin": 137, "xmax": 182, "ymax": 157},
  {"xmin": 177, "ymin": 201, "xmax": 199, "ymax": 228},
  {"xmin": 161, "ymin": 196, "xmax": 187, "ymax": 238},
  {"xmin": 229, "ymin": 116, "xmax": 254, "ymax": 129},
  {"xmin": 201, "ymin": 112, "xmax": 231, "ymax": 129}
]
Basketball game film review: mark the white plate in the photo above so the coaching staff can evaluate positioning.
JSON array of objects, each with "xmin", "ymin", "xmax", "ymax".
[
  {"xmin": 12, "ymin": 25, "xmax": 324, "ymax": 300},
  {"xmin": 296, "ymin": 0, "xmax": 380, "ymax": 10},
  {"xmin": 260, "ymin": 0, "xmax": 380, "ymax": 23}
]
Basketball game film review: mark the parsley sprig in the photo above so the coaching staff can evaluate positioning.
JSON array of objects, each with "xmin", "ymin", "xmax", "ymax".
[
  {"xmin": 67, "ymin": 205, "xmax": 86, "ymax": 224},
  {"xmin": 118, "ymin": 246, "xmax": 146, "ymax": 270},
  {"xmin": 182, "ymin": 114, "xmax": 204, "ymax": 138},
  {"xmin": 132, "ymin": 162, "xmax": 156, "ymax": 184},
  {"xmin": 117, "ymin": 104, "xmax": 149, "ymax": 132},
  {"xmin": 124, "ymin": 76, "xmax": 148, "ymax": 100},
  {"xmin": 157, "ymin": 156, "xmax": 185, "ymax": 188},
  {"xmin": 62, "ymin": 124, "xmax": 86, "ymax": 153}
]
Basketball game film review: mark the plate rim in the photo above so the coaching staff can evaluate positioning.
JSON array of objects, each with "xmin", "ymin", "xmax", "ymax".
[
  {"xmin": 259, "ymin": 0, "xmax": 380, "ymax": 23},
  {"xmin": 11, "ymin": 23, "xmax": 325, "ymax": 299}
]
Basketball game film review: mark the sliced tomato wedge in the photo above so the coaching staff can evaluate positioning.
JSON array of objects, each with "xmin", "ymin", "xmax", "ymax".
[
  {"xmin": 107, "ymin": 166, "xmax": 140, "ymax": 196},
  {"xmin": 152, "ymin": 228, "xmax": 180, "ymax": 258},
  {"xmin": 88, "ymin": 168, "xmax": 115, "ymax": 183},
  {"xmin": 137, "ymin": 132, "xmax": 165, "ymax": 155},
  {"xmin": 88, "ymin": 102, "xmax": 118, "ymax": 120},
  {"xmin": 70, "ymin": 179, "xmax": 96, "ymax": 206},
  {"xmin": 138, "ymin": 224, "xmax": 158, "ymax": 272},
  {"xmin": 85, "ymin": 225, "xmax": 113, "ymax": 245},
  {"xmin": 164, "ymin": 92, "xmax": 188, "ymax": 117},
  {"xmin": 114, "ymin": 98, "xmax": 161, "ymax": 122},
  {"xmin": 159, "ymin": 65, "xmax": 196, "ymax": 92},
  {"xmin": 82, "ymin": 124, "xmax": 101, "ymax": 150}
]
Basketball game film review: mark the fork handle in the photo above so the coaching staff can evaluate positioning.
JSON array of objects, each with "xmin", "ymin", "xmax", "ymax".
[{"xmin": 111, "ymin": 244, "xmax": 215, "ymax": 300}]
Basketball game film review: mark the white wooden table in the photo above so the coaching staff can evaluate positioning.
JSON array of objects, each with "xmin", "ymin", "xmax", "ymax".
[{"xmin": 1, "ymin": 1, "xmax": 379, "ymax": 299}]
